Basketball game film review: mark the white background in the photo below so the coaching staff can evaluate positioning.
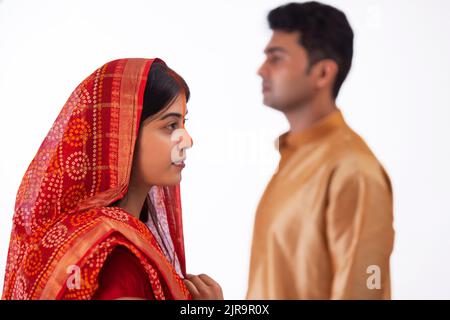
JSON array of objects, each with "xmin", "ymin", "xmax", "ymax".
[{"xmin": 1, "ymin": 0, "xmax": 449, "ymax": 299}]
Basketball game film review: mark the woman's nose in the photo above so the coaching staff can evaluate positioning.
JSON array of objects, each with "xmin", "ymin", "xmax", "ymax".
[{"xmin": 185, "ymin": 130, "xmax": 193, "ymax": 148}]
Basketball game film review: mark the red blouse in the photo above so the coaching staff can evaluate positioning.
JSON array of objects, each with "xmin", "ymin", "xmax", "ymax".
[{"xmin": 93, "ymin": 246, "xmax": 155, "ymax": 300}]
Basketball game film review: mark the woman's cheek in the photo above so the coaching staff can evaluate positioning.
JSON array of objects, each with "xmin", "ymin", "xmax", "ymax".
[
  {"xmin": 148, "ymin": 133, "xmax": 173, "ymax": 169},
  {"xmin": 139, "ymin": 131, "xmax": 180, "ymax": 185}
]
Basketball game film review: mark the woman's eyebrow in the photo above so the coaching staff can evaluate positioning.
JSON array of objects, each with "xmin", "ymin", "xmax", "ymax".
[
  {"xmin": 159, "ymin": 112, "xmax": 183, "ymax": 121},
  {"xmin": 159, "ymin": 109, "xmax": 189, "ymax": 121}
]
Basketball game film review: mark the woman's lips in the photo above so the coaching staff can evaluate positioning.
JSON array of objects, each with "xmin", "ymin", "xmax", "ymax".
[{"xmin": 172, "ymin": 161, "xmax": 185, "ymax": 169}]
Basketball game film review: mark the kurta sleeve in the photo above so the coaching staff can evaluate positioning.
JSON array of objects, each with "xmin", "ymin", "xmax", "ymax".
[
  {"xmin": 92, "ymin": 246, "xmax": 155, "ymax": 300},
  {"xmin": 326, "ymin": 163, "xmax": 394, "ymax": 299}
]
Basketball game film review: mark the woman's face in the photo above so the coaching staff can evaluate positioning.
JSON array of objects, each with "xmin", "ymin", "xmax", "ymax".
[{"xmin": 132, "ymin": 94, "xmax": 192, "ymax": 187}]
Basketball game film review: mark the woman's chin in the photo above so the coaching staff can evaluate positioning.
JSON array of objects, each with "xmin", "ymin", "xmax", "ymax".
[
  {"xmin": 171, "ymin": 174, "xmax": 182, "ymax": 184},
  {"xmin": 158, "ymin": 174, "xmax": 182, "ymax": 186}
]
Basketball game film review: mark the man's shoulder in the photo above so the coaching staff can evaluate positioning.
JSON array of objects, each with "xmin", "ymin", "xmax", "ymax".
[{"xmin": 326, "ymin": 127, "xmax": 390, "ymax": 185}]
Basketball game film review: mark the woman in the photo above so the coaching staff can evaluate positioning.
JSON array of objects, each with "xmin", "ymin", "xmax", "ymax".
[{"xmin": 2, "ymin": 58, "xmax": 223, "ymax": 300}]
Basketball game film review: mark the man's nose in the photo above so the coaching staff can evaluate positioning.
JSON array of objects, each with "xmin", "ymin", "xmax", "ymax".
[
  {"xmin": 257, "ymin": 65, "xmax": 263, "ymax": 77},
  {"xmin": 257, "ymin": 61, "xmax": 267, "ymax": 77}
]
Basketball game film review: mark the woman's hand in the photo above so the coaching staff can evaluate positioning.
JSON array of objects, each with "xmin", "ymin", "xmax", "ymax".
[{"xmin": 183, "ymin": 274, "xmax": 224, "ymax": 300}]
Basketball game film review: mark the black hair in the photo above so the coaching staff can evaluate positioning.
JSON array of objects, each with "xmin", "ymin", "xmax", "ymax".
[
  {"xmin": 140, "ymin": 61, "xmax": 190, "ymax": 123},
  {"xmin": 268, "ymin": 1, "xmax": 354, "ymax": 98}
]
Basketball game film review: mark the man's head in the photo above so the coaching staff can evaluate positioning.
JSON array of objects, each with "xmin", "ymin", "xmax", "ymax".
[{"xmin": 258, "ymin": 2, "xmax": 354, "ymax": 111}]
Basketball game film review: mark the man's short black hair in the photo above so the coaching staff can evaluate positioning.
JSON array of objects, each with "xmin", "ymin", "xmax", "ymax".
[{"xmin": 268, "ymin": 1, "xmax": 354, "ymax": 98}]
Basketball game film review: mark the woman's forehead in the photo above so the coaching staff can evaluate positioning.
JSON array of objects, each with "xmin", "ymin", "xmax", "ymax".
[{"xmin": 162, "ymin": 95, "xmax": 187, "ymax": 115}]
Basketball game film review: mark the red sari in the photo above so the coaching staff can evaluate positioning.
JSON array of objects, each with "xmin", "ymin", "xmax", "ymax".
[{"xmin": 2, "ymin": 58, "xmax": 191, "ymax": 300}]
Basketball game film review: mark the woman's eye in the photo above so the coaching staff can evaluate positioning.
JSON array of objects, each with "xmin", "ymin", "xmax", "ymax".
[
  {"xmin": 183, "ymin": 118, "xmax": 189, "ymax": 125},
  {"xmin": 166, "ymin": 122, "xmax": 179, "ymax": 130}
]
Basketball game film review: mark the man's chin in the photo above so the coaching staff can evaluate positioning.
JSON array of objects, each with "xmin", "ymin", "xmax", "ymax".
[
  {"xmin": 263, "ymin": 98, "xmax": 284, "ymax": 111},
  {"xmin": 262, "ymin": 96, "xmax": 274, "ymax": 108},
  {"xmin": 262, "ymin": 93, "xmax": 277, "ymax": 108}
]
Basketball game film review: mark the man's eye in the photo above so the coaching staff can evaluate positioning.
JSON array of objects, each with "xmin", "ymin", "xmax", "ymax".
[{"xmin": 269, "ymin": 56, "xmax": 281, "ymax": 64}]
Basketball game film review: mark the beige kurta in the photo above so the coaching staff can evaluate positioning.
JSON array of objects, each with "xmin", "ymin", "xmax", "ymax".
[{"xmin": 246, "ymin": 110, "xmax": 394, "ymax": 300}]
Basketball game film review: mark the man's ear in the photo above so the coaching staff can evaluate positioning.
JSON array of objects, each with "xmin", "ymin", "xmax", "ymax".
[{"xmin": 314, "ymin": 59, "xmax": 339, "ymax": 92}]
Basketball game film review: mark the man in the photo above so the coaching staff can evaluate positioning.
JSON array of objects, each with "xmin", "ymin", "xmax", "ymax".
[{"xmin": 247, "ymin": 2, "xmax": 394, "ymax": 299}]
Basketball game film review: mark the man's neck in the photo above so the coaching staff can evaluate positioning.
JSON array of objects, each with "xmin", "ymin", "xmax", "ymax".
[{"xmin": 284, "ymin": 98, "xmax": 338, "ymax": 134}]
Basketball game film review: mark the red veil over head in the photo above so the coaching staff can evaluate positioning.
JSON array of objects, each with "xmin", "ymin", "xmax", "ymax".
[{"xmin": 2, "ymin": 58, "xmax": 190, "ymax": 300}]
